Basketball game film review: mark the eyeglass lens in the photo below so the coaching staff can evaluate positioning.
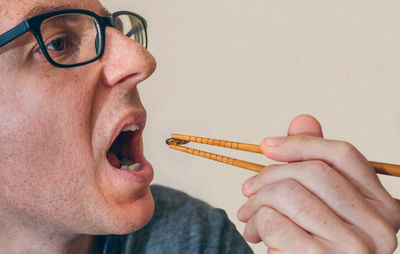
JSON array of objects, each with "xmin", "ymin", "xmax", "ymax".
[
  {"xmin": 114, "ymin": 14, "xmax": 147, "ymax": 48},
  {"xmin": 40, "ymin": 13, "xmax": 99, "ymax": 65},
  {"xmin": 39, "ymin": 12, "xmax": 146, "ymax": 66}
]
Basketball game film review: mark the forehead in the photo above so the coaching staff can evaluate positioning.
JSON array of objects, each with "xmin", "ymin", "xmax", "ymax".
[{"xmin": 0, "ymin": 0, "xmax": 104, "ymax": 33}]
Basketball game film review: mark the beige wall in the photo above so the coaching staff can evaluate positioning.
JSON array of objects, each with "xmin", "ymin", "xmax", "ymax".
[{"xmin": 102, "ymin": 1, "xmax": 400, "ymax": 253}]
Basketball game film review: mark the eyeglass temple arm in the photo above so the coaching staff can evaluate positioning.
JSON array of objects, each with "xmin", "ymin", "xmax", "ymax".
[
  {"xmin": 125, "ymin": 14, "xmax": 147, "ymax": 38},
  {"xmin": 0, "ymin": 22, "xmax": 29, "ymax": 48},
  {"xmin": 126, "ymin": 27, "xmax": 140, "ymax": 38}
]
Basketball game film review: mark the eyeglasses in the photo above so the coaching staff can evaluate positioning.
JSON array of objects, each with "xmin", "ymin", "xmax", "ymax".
[{"xmin": 0, "ymin": 9, "xmax": 148, "ymax": 68}]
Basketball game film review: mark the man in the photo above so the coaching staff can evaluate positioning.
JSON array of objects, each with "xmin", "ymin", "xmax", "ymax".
[{"xmin": 0, "ymin": 0, "xmax": 398, "ymax": 253}]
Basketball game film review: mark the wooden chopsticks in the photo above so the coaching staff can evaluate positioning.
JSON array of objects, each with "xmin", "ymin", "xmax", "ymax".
[
  {"xmin": 166, "ymin": 134, "xmax": 265, "ymax": 172},
  {"xmin": 167, "ymin": 134, "xmax": 400, "ymax": 176},
  {"xmin": 166, "ymin": 134, "xmax": 400, "ymax": 204}
]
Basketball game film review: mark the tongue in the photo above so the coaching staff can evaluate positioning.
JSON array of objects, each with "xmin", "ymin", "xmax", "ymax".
[{"xmin": 106, "ymin": 150, "xmax": 120, "ymax": 168}]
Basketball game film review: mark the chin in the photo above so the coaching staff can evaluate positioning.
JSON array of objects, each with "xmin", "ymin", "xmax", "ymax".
[{"xmin": 90, "ymin": 187, "xmax": 155, "ymax": 235}]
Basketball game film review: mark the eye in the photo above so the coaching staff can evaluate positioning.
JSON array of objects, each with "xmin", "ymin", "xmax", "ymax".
[
  {"xmin": 45, "ymin": 35, "xmax": 74, "ymax": 52},
  {"xmin": 47, "ymin": 37, "xmax": 67, "ymax": 51},
  {"xmin": 41, "ymin": 33, "xmax": 81, "ymax": 63},
  {"xmin": 31, "ymin": 33, "xmax": 81, "ymax": 66}
]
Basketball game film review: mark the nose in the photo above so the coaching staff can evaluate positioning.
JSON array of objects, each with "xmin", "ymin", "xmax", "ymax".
[{"xmin": 100, "ymin": 27, "xmax": 157, "ymax": 87}]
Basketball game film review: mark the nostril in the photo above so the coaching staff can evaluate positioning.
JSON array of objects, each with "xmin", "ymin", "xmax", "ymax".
[{"xmin": 120, "ymin": 72, "xmax": 140, "ymax": 83}]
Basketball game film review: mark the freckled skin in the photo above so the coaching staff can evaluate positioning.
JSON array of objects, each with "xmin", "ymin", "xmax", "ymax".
[{"xmin": 0, "ymin": 0, "xmax": 157, "ymax": 253}]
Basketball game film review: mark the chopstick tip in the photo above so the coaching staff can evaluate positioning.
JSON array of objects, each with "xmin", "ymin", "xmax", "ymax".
[{"xmin": 166, "ymin": 138, "xmax": 189, "ymax": 146}]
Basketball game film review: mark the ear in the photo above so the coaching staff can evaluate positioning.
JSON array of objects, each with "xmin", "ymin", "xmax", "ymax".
[{"xmin": 287, "ymin": 114, "xmax": 324, "ymax": 138}]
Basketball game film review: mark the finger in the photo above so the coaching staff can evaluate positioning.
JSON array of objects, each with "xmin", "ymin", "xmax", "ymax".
[
  {"xmin": 287, "ymin": 114, "xmax": 324, "ymax": 138},
  {"xmin": 242, "ymin": 206, "xmax": 323, "ymax": 253},
  {"xmin": 244, "ymin": 161, "xmax": 373, "ymax": 222},
  {"xmin": 242, "ymin": 160, "xmax": 395, "ymax": 249},
  {"xmin": 260, "ymin": 135, "xmax": 391, "ymax": 204},
  {"xmin": 238, "ymin": 179, "xmax": 360, "ymax": 245}
]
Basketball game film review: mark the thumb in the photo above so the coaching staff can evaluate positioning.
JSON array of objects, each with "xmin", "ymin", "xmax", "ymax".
[{"xmin": 287, "ymin": 114, "xmax": 324, "ymax": 138}]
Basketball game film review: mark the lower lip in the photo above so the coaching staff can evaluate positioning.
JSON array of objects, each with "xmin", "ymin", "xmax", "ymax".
[
  {"xmin": 111, "ymin": 160, "xmax": 154, "ymax": 185},
  {"xmin": 105, "ymin": 145, "xmax": 154, "ymax": 187}
]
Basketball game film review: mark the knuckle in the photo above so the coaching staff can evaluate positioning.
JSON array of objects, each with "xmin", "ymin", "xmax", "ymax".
[
  {"xmin": 344, "ymin": 235, "xmax": 370, "ymax": 254},
  {"xmin": 352, "ymin": 212, "xmax": 398, "ymax": 254},
  {"xmin": 305, "ymin": 160, "xmax": 332, "ymax": 177},
  {"xmin": 375, "ymin": 225, "xmax": 397, "ymax": 254},
  {"xmin": 258, "ymin": 206, "xmax": 278, "ymax": 218},
  {"xmin": 243, "ymin": 221, "xmax": 261, "ymax": 243},
  {"xmin": 338, "ymin": 141, "xmax": 361, "ymax": 160},
  {"xmin": 273, "ymin": 179, "xmax": 316, "ymax": 217},
  {"xmin": 255, "ymin": 206, "xmax": 283, "ymax": 238},
  {"xmin": 350, "ymin": 245, "xmax": 370, "ymax": 254},
  {"xmin": 276, "ymin": 179, "xmax": 304, "ymax": 199},
  {"xmin": 303, "ymin": 243, "xmax": 325, "ymax": 254},
  {"xmin": 384, "ymin": 199, "xmax": 400, "ymax": 230},
  {"xmin": 247, "ymin": 194, "xmax": 258, "ymax": 208},
  {"xmin": 393, "ymin": 210, "xmax": 400, "ymax": 231}
]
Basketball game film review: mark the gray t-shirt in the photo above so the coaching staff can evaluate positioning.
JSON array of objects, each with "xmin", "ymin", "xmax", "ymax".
[{"xmin": 98, "ymin": 185, "xmax": 254, "ymax": 253}]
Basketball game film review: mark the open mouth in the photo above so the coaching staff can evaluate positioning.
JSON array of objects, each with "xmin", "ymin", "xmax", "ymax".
[{"xmin": 106, "ymin": 124, "xmax": 142, "ymax": 172}]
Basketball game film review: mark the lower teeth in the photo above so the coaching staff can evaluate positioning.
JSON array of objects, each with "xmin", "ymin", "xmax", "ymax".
[{"xmin": 120, "ymin": 163, "xmax": 141, "ymax": 171}]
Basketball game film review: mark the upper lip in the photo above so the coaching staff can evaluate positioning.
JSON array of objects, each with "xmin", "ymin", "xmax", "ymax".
[{"xmin": 106, "ymin": 110, "xmax": 146, "ymax": 154}]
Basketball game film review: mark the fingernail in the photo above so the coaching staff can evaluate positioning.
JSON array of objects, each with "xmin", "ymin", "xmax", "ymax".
[{"xmin": 265, "ymin": 137, "xmax": 285, "ymax": 147}]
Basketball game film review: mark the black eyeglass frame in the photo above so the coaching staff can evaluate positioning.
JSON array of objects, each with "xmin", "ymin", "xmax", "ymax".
[{"xmin": 0, "ymin": 9, "xmax": 148, "ymax": 68}]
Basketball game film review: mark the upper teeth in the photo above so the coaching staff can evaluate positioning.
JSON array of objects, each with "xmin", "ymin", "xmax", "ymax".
[{"xmin": 122, "ymin": 124, "xmax": 139, "ymax": 132}]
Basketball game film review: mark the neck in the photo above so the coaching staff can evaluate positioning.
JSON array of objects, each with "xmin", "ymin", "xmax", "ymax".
[{"xmin": 0, "ymin": 212, "xmax": 102, "ymax": 254}]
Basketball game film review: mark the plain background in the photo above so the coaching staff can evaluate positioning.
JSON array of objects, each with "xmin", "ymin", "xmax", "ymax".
[{"xmin": 102, "ymin": 1, "xmax": 400, "ymax": 253}]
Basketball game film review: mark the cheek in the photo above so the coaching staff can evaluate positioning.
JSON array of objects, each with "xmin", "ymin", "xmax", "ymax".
[{"xmin": 0, "ymin": 71, "xmax": 95, "ymax": 215}]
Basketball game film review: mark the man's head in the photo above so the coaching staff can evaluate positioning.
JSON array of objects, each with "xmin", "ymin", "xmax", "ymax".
[{"xmin": 0, "ymin": 0, "xmax": 156, "ymax": 237}]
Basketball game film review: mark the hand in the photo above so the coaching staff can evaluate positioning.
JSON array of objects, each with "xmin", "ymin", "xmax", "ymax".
[{"xmin": 237, "ymin": 114, "xmax": 400, "ymax": 254}]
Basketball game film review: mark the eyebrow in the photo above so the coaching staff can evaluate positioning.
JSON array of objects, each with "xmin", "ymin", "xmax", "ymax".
[
  {"xmin": 100, "ymin": 7, "xmax": 112, "ymax": 17},
  {"xmin": 21, "ymin": 5, "xmax": 112, "ymax": 22},
  {"xmin": 21, "ymin": 4, "xmax": 75, "ymax": 21}
]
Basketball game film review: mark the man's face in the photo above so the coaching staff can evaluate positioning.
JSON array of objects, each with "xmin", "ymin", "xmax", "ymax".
[{"xmin": 0, "ymin": 0, "xmax": 156, "ymax": 235}]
